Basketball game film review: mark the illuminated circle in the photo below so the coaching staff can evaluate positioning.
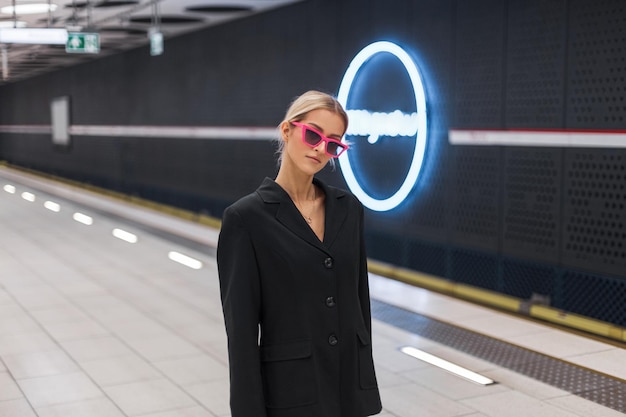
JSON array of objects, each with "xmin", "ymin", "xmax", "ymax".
[{"xmin": 337, "ymin": 41, "xmax": 428, "ymax": 212}]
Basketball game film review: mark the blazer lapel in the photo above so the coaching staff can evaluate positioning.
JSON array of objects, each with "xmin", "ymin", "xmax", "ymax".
[
  {"xmin": 316, "ymin": 178, "xmax": 348, "ymax": 249},
  {"xmin": 257, "ymin": 178, "xmax": 329, "ymax": 254}
]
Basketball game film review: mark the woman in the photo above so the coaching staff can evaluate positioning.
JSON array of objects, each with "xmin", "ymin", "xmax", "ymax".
[{"xmin": 217, "ymin": 90, "xmax": 382, "ymax": 417}]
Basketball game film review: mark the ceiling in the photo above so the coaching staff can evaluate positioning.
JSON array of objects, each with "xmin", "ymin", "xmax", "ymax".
[{"xmin": 0, "ymin": 0, "xmax": 302, "ymax": 85}]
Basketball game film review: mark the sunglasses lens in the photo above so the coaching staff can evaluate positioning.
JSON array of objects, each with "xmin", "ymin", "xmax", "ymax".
[
  {"xmin": 326, "ymin": 141, "xmax": 340, "ymax": 156},
  {"xmin": 303, "ymin": 128, "xmax": 323, "ymax": 147}
]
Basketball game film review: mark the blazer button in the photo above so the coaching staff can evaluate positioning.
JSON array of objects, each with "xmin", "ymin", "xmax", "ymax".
[
  {"xmin": 324, "ymin": 257, "xmax": 333, "ymax": 269},
  {"xmin": 325, "ymin": 296, "xmax": 336, "ymax": 307},
  {"xmin": 328, "ymin": 334, "xmax": 338, "ymax": 346}
]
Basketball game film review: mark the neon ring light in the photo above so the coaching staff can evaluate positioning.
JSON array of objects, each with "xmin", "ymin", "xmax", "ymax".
[{"xmin": 337, "ymin": 41, "xmax": 428, "ymax": 212}]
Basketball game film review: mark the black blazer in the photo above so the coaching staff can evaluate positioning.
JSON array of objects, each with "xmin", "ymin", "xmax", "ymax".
[{"xmin": 217, "ymin": 177, "xmax": 382, "ymax": 417}]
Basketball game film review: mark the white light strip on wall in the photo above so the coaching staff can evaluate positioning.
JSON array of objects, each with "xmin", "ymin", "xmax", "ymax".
[
  {"xmin": 3, "ymin": 125, "xmax": 626, "ymax": 148},
  {"xmin": 3, "ymin": 184, "xmax": 16, "ymax": 193},
  {"xmin": 69, "ymin": 125, "xmax": 277, "ymax": 140},
  {"xmin": 0, "ymin": 125, "xmax": 52, "ymax": 134},
  {"xmin": 73, "ymin": 212, "xmax": 93, "ymax": 225},
  {"xmin": 112, "ymin": 228, "xmax": 138, "ymax": 243},
  {"xmin": 44, "ymin": 201, "xmax": 61, "ymax": 212},
  {"xmin": 449, "ymin": 129, "xmax": 626, "ymax": 148},
  {"xmin": 0, "ymin": 124, "xmax": 277, "ymax": 140},
  {"xmin": 400, "ymin": 346, "xmax": 495, "ymax": 386},
  {"xmin": 168, "ymin": 251, "xmax": 202, "ymax": 270}
]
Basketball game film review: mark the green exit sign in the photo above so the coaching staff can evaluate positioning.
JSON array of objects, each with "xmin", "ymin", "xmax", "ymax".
[{"xmin": 66, "ymin": 32, "xmax": 100, "ymax": 54}]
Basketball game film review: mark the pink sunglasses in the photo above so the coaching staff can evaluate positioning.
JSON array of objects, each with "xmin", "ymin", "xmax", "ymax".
[{"xmin": 291, "ymin": 122, "xmax": 349, "ymax": 158}]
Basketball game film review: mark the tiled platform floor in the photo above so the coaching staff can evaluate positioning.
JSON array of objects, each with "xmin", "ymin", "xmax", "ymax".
[{"xmin": 1, "ymin": 166, "xmax": 625, "ymax": 417}]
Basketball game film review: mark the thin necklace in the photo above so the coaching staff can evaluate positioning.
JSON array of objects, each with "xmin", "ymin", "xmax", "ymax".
[{"xmin": 297, "ymin": 186, "xmax": 317, "ymax": 224}]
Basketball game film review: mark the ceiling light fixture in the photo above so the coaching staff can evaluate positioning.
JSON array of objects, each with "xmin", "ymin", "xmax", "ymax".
[
  {"xmin": 0, "ymin": 27, "xmax": 67, "ymax": 44},
  {"xmin": 0, "ymin": 21, "xmax": 27, "ymax": 28},
  {"xmin": 185, "ymin": 6, "xmax": 251, "ymax": 13},
  {"xmin": 64, "ymin": 0, "xmax": 138, "ymax": 8},
  {"xmin": 0, "ymin": 3, "xmax": 58, "ymax": 15}
]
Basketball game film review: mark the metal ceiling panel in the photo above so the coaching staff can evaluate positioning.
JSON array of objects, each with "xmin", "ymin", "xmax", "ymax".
[{"xmin": 0, "ymin": 0, "xmax": 303, "ymax": 84}]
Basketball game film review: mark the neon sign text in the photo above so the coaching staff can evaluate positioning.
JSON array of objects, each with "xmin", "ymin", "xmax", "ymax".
[{"xmin": 346, "ymin": 110, "xmax": 419, "ymax": 144}]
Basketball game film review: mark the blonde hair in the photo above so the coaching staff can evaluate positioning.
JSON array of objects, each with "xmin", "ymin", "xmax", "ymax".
[{"xmin": 276, "ymin": 90, "xmax": 348, "ymax": 168}]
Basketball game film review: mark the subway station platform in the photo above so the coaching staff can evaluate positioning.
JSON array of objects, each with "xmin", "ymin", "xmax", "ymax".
[{"xmin": 1, "ymin": 165, "xmax": 625, "ymax": 417}]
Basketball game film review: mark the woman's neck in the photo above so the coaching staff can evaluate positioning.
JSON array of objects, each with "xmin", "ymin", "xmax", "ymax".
[{"xmin": 274, "ymin": 167, "xmax": 316, "ymax": 203}]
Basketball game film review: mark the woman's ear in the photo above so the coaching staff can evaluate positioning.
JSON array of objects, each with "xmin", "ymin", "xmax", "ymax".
[{"xmin": 280, "ymin": 121, "xmax": 291, "ymax": 142}]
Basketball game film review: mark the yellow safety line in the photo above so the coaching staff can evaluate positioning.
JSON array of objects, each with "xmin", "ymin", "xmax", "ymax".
[
  {"xmin": 530, "ymin": 305, "xmax": 625, "ymax": 342},
  {"xmin": 367, "ymin": 259, "xmax": 626, "ymax": 343}
]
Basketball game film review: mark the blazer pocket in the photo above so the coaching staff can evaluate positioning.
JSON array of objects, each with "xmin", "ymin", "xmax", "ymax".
[
  {"xmin": 261, "ymin": 340, "xmax": 316, "ymax": 408},
  {"xmin": 356, "ymin": 328, "xmax": 378, "ymax": 389}
]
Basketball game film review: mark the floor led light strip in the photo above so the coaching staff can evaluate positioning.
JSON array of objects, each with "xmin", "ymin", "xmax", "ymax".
[
  {"xmin": 112, "ymin": 228, "xmax": 138, "ymax": 243},
  {"xmin": 21, "ymin": 191, "xmax": 35, "ymax": 202},
  {"xmin": 400, "ymin": 346, "xmax": 495, "ymax": 386},
  {"xmin": 73, "ymin": 212, "xmax": 93, "ymax": 225},
  {"xmin": 168, "ymin": 251, "xmax": 202, "ymax": 270},
  {"xmin": 44, "ymin": 201, "xmax": 61, "ymax": 212}
]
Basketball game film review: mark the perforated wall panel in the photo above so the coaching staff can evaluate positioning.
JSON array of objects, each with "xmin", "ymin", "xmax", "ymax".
[
  {"xmin": 566, "ymin": 0, "xmax": 626, "ymax": 128},
  {"xmin": 365, "ymin": 230, "xmax": 406, "ymax": 267},
  {"xmin": 501, "ymin": 149, "xmax": 562, "ymax": 262},
  {"xmin": 562, "ymin": 150, "xmax": 626, "ymax": 276},
  {"xmin": 505, "ymin": 0, "xmax": 567, "ymax": 127},
  {"xmin": 449, "ymin": 147, "xmax": 502, "ymax": 251},
  {"xmin": 450, "ymin": 248, "xmax": 500, "ymax": 290},
  {"xmin": 453, "ymin": 0, "xmax": 505, "ymax": 128},
  {"xmin": 407, "ymin": 240, "xmax": 448, "ymax": 278},
  {"xmin": 559, "ymin": 270, "xmax": 626, "ymax": 326},
  {"xmin": 501, "ymin": 258, "xmax": 557, "ymax": 299}
]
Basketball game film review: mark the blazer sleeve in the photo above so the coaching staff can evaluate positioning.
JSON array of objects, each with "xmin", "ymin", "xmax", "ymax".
[
  {"xmin": 356, "ymin": 200, "xmax": 373, "ymax": 336},
  {"xmin": 217, "ymin": 206, "xmax": 266, "ymax": 417}
]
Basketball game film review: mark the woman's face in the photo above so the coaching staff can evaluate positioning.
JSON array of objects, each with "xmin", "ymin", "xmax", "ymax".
[{"xmin": 281, "ymin": 109, "xmax": 346, "ymax": 176}]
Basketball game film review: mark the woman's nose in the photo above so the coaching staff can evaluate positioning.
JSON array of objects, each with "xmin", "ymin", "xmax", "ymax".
[{"xmin": 314, "ymin": 141, "xmax": 325, "ymax": 152}]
